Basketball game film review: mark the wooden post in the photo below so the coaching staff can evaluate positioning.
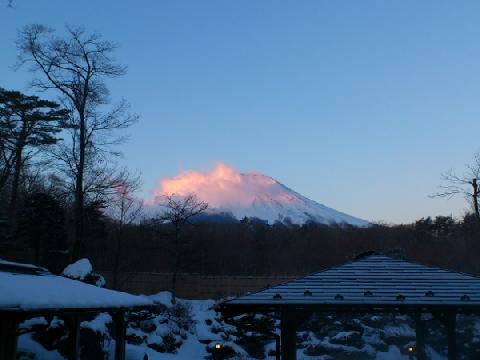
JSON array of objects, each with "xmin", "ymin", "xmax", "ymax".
[
  {"xmin": 0, "ymin": 318, "xmax": 5, "ymax": 360},
  {"xmin": 445, "ymin": 313, "xmax": 457, "ymax": 360},
  {"xmin": 0, "ymin": 316, "xmax": 9, "ymax": 360},
  {"xmin": 0, "ymin": 316, "xmax": 18, "ymax": 360},
  {"xmin": 414, "ymin": 313, "xmax": 427, "ymax": 360},
  {"xmin": 275, "ymin": 334, "xmax": 281, "ymax": 360},
  {"xmin": 113, "ymin": 312, "xmax": 126, "ymax": 360},
  {"xmin": 66, "ymin": 315, "xmax": 81, "ymax": 360},
  {"xmin": 280, "ymin": 310, "xmax": 297, "ymax": 360}
]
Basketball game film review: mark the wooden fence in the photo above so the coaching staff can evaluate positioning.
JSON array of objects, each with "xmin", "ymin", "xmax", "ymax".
[{"xmin": 99, "ymin": 271, "xmax": 296, "ymax": 299}]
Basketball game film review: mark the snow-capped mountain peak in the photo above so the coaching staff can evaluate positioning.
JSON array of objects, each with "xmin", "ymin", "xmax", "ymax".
[{"xmin": 150, "ymin": 163, "xmax": 368, "ymax": 226}]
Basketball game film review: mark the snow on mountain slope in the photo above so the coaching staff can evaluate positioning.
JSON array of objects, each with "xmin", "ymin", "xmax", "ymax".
[{"xmin": 150, "ymin": 163, "xmax": 368, "ymax": 226}]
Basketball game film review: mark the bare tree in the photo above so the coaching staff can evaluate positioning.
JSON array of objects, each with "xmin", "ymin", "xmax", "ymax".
[
  {"xmin": 16, "ymin": 24, "xmax": 138, "ymax": 260},
  {"xmin": 431, "ymin": 153, "xmax": 480, "ymax": 219},
  {"xmin": 106, "ymin": 169, "xmax": 143, "ymax": 289},
  {"xmin": 0, "ymin": 120, "xmax": 15, "ymax": 197},
  {"xmin": 158, "ymin": 194, "xmax": 208, "ymax": 303}
]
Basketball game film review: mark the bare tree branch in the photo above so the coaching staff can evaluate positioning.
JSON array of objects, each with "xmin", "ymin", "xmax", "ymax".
[
  {"xmin": 156, "ymin": 194, "xmax": 208, "ymax": 302},
  {"xmin": 431, "ymin": 154, "xmax": 480, "ymax": 218}
]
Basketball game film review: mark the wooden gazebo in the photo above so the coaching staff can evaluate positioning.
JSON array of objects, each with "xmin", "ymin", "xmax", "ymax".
[
  {"xmin": 220, "ymin": 253, "xmax": 480, "ymax": 360},
  {"xmin": 0, "ymin": 259, "xmax": 154, "ymax": 360}
]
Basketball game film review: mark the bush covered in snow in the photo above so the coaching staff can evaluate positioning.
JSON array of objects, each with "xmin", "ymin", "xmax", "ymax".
[
  {"xmin": 127, "ymin": 302, "xmax": 194, "ymax": 354},
  {"xmin": 17, "ymin": 314, "xmax": 112, "ymax": 360},
  {"xmin": 62, "ymin": 258, "xmax": 106, "ymax": 287}
]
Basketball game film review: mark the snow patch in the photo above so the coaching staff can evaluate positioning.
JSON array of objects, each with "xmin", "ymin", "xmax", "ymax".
[
  {"xmin": 18, "ymin": 333, "xmax": 65, "ymax": 360},
  {"xmin": 81, "ymin": 313, "xmax": 113, "ymax": 335},
  {"xmin": 149, "ymin": 291, "xmax": 173, "ymax": 306},
  {"xmin": 376, "ymin": 345, "xmax": 407, "ymax": 360},
  {"xmin": 62, "ymin": 258, "xmax": 93, "ymax": 280}
]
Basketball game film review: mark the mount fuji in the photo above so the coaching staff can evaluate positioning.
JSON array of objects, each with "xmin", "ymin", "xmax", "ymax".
[
  {"xmin": 150, "ymin": 164, "xmax": 368, "ymax": 226},
  {"xmin": 206, "ymin": 174, "xmax": 368, "ymax": 226}
]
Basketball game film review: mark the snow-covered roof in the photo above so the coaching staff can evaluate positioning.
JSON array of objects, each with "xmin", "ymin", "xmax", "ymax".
[
  {"xmin": 223, "ymin": 254, "xmax": 480, "ymax": 312},
  {"xmin": 0, "ymin": 266, "xmax": 153, "ymax": 313},
  {"xmin": 0, "ymin": 258, "xmax": 47, "ymax": 274}
]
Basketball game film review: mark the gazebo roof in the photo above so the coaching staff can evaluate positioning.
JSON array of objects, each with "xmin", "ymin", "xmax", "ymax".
[
  {"xmin": 0, "ymin": 259, "xmax": 153, "ymax": 314},
  {"xmin": 222, "ymin": 254, "xmax": 480, "ymax": 314}
]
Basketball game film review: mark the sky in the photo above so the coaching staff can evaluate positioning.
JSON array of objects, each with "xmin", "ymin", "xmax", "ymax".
[{"xmin": 1, "ymin": 0, "xmax": 480, "ymax": 223}]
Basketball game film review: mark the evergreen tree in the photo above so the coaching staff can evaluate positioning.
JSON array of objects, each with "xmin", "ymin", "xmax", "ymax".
[
  {"xmin": 0, "ymin": 88, "xmax": 68, "ymax": 226},
  {"xmin": 16, "ymin": 192, "xmax": 67, "ymax": 269}
]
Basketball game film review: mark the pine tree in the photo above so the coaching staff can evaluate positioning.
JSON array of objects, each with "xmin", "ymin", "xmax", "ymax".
[
  {"xmin": 0, "ymin": 88, "xmax": 68, "ymax": 227},
  {"xmin": 16, "ymin": 192, "xmax": 67, "ymax": 269}
]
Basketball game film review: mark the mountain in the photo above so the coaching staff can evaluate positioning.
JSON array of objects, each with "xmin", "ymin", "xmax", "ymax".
[
  {"xmin": 150, "ymin": 164, "xmax": 368, "ymax": 226},
  {"xmin": 205, "ymin": 173, "xmax": 367, "ymax": 226}
]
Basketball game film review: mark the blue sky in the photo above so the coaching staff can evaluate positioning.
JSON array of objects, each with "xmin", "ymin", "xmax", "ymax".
[{"xmin": 1, "ymin": 0, "xmax": 479, "ymax": 223}]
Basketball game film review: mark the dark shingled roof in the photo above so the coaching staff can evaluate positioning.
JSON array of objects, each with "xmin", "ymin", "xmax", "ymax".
[{"xmin": 222, "ymin": 255, "xmax": 480, "ymax": 313}]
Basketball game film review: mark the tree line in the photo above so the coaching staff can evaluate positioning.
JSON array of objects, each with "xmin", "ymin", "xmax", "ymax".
[{"xmin": 83, "ymin": 213, "xmax": 480, "ymax": 286}]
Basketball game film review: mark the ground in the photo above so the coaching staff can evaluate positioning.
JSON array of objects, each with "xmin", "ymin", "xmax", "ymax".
[{"xmin": 18, "ymin": 291, "xmax": 480, "ymax": 359}]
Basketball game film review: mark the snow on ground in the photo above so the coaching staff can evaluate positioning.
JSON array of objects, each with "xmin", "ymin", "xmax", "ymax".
[
  {"xmin": 81, "ymin": 312, "xmax": 113, "ymax": 334},
  {"xmin": 383, "ymin": 324, "xmax": 416, "ymax": 338},
  {"xmin": 126, "ymin": 335, "xmax": 209, "ymax": 360},
  {"xmin": 375, "ymin": 346, "xmax": 407, "ymax": 360},
  {"xmin": 125, "ymin": 292, "xmax": 249, "ymax": 359},
  {"xmin": 18, "ymin": 333, "xmax": 65, "ymax": 360},
  {"xmin": 16, "ymin": 291, "xmax": 463, "ymax": 360},
  {"xmin": 150, "ymin": 291, "xmax": 175, "ymax": 306},
  {"xmin": 374, "ymin": 346, "xmax": 446, "ymax": 360}
]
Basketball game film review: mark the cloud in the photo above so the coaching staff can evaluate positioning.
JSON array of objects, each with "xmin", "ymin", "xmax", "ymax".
[{"xmin": 150, "ymin": 163, "xmax": 281, "ymax": 208}]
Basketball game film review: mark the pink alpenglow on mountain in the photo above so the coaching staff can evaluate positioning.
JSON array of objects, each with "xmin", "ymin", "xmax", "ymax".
[{"xmin": 151, "ymin": 163, "xmax": 368, "ymax": 226}]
